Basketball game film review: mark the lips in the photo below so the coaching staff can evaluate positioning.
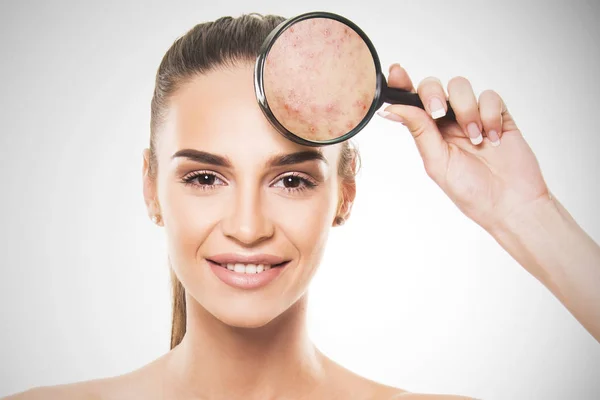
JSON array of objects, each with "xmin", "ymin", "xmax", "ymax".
[{"xmin": 207, "ymin": 254, "xmax": 290, "ymax": 290}]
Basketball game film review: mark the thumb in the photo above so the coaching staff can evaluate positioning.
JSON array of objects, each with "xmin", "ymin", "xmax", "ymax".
[{"xmin": 378, "ymin": 104, "xmax": 448, "ymax": 178}]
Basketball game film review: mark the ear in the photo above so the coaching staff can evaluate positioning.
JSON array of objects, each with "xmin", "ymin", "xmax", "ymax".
[
  {"xmin": 142, "ymin": 148, "xmax": 161, "ymax": 218},
  {"xmin": 334, "ymin": 176, "xmax": 356, "ymax": 226}
]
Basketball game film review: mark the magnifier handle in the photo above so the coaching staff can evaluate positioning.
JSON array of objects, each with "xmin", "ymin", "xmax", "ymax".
[{"xmin": 382, "ymin": 87, "xmax": 456, "ymax": 121}]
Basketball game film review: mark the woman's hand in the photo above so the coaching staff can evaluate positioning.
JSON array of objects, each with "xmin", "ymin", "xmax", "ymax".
[
  {"xmin": 379, "ymin": 64, "xmax": 600, "ymax": 343},
  {"xmin": 379, "ymin": 64, "xmax": 550, "ymax": 233}
]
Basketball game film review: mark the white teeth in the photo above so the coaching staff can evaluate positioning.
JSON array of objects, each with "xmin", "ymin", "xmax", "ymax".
[
  {"xmin": 234, "ymin": 264, "xmax": 245, "ymax": 273},
  {"xmin": 224, "ymin": 263, "xmax": 274, "ymax": 274}
]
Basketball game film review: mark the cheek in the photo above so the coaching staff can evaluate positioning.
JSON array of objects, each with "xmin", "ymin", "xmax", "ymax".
[
  {"xmin": 161, "ymin": 184, "xmax": 224, "ymax": 261},
  {"xmin": 266, "ymin": 189, "xmax": 337, "ymax": 257}
]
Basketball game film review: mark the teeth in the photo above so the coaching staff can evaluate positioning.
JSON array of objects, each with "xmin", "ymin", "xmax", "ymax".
[{"xmin": 224, "ymin": 263, "xmax": 273, "ymax": 274}]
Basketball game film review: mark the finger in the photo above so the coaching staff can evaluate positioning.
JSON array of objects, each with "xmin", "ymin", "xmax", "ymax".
[
  {"xmin": 447, "ymin": 76, "xmax": 483, "ymax": 146},
  {"xmin": 417, "ymin": 76, "xmax": 448, "ymax": 120},
  {"xmin": 500, "ymin": 98, "xmax": 519, "ymax": 133},
  {"xmin": 478, "ymin": 90, "xmax": 503, "ymax": 147},
  {"xmin": 378, "ymin": 104, "xmax": 448, "ymax": 181},
  {"xmin": 387, "ymin": 63, "xmax": 416, "ymax": 93}
]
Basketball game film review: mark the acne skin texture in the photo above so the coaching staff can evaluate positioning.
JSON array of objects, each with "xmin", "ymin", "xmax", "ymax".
[{"xmin": 264, "ymin": 18, "xmax": 377, "ymax": 141}]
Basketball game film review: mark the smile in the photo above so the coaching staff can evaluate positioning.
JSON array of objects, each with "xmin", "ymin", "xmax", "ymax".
[{"xmin": 206, "ymin": 254, "xmax": 291, "ymax": 289}]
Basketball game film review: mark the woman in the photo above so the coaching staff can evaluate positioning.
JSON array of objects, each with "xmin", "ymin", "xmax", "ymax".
[{"xmin": 6, "ymin": 13, "xmax": 599, "ymax": 400}]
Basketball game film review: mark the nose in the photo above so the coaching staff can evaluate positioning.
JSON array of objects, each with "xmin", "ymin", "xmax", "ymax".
[{"xmin": 221, "ymin": 184, "xmax": 275, "ymax": 246}]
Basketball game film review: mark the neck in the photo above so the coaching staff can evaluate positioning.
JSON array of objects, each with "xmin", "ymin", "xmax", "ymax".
[{"xmin": 166, "ymin": 292, "xmax": 327, "ymax": 400}]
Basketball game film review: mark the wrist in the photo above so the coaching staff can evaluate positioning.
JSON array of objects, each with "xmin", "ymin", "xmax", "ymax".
[
  {"xmin": 489, "ymin": 192, "xmax": 562, "ymax": 241},
  {"xmin": 487, "ymin": 193, "xmax": 573, "ymax": 283}
]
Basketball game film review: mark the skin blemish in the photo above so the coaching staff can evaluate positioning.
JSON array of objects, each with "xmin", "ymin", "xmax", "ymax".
[
  {"xmin": 324, "ymin": 28, "xmax": 331, "ymax": 37},
  {"xmin": 353, "ymin": 100, "xmax": 365, "ymax": 109},
  {"xmin": 290, "ymin": 27, "xmax": 295, "ymax": 33}
]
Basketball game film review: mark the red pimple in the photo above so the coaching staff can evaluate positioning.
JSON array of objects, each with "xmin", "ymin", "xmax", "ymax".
[
  {"xmin": 353, "ymin": 100, "xmax": 365, "ymax": 109},
  {"xmin": 324, "ymin": 28, "xmax": 331, "ymax": 37},
  {"xmin": 290, "ymin": 27, "xmax": 295, "ymax": 33}
]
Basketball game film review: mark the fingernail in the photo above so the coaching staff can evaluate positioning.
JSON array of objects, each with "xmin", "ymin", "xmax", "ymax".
[
  {"xmin": 467, "ymin": 122, "xmax": 483, "ymax": 145},
  {"xmin": 488, "ymin": 129, "xmax": 500, "ymax": 147},
  {"xmin": 377, "ymin": 110, "xmax": 404, "ymax": 123},
  {"xmin": 429, "ymin": 97, "xmax": 446, "ymax": 119}
]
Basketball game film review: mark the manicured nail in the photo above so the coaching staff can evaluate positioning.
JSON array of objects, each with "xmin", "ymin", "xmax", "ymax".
[
  {"xmin": 429, "ymin": 97, "xmax": 446, "ymax": 119},
  {"xmin": 377, "ymin": 110, "xmax": 404, "ymax": 123},
  {"xmin": 487, "ymin": 129, "xmax": 500, "ymax": 146},
  {"xmin": 467, "ymin": 122, "xmax": 483, "ymax": 145}
]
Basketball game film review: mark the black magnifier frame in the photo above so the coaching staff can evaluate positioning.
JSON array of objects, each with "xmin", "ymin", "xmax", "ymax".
[{"xmin": 254, "ymin": 11, "xmax": 456, "ymax": 147}]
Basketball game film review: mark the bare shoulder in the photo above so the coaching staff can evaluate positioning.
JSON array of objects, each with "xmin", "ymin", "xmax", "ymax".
[
  {"xmin": 2, "ymin": 381, "xmax": 105, "ymax": 400},
  {"xmin": 2, "ymin": 361, "xmax": 160, "ymax": 400},
  {"xmin": 3, "ymin": 351, "xmax": 172, "ymax": 400},
  {"xmin": 319, "ymin": 352, "xmax": 477, "ymax": 400}
]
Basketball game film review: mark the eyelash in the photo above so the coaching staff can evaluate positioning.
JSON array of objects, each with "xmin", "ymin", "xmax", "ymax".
[{"xmin": 181, "ymin": 170, "xmax": 318, "ymax": 193}]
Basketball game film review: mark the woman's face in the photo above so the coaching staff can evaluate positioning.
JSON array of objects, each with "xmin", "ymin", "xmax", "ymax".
[{"xmin": 143, "ymin": 64, "xmax": 350, "ymax": 328}]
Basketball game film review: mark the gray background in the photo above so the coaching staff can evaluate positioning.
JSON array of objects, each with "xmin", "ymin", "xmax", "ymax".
[{"xmin": 1, "ymin": 0, "xmax": 599, "ymax": 399}]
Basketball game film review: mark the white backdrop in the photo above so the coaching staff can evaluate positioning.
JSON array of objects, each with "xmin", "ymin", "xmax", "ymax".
[{"xmin": 1, "ymin": 1, "xmax": 599, "ymax": 399}]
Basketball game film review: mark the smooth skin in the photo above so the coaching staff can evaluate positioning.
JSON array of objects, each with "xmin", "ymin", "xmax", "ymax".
[{"xmin": 5, "ymin": 63, "xmax": 599, "ymax": 400}]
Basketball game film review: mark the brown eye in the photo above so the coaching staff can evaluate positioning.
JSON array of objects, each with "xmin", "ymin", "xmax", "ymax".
[
  {"xmin": 283, "ymin": 176, "xmax": 302, "ymax": 188},
  {"xmin": 198, "ymin": 174, "xmax": 216, "ymax": 185},
  {"xmin": 181, "ymin": 171, "xmax": 226, "ymax": 189},
  {"xmin": 272, "ymin": 173, "xmax": 317, "ymax": 193}
]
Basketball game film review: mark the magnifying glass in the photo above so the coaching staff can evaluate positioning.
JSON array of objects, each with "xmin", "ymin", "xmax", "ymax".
[{"xmin": 254, "ymin": 11, "xmax": 456, "ymax": 147}]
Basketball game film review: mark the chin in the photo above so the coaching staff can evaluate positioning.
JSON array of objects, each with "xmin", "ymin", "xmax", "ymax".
[{"xmin": 210, "ymin": 302, "xmax": 284, "ymax": 329}]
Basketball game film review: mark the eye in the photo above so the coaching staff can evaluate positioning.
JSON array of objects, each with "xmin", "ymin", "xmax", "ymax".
[
  {"xmin": 272, "ymin": 173, "xmax": 317, "ymax": 193},
  {"xmin": 181, "ymin": 171, "xmax": 226, "ymax": 189}
]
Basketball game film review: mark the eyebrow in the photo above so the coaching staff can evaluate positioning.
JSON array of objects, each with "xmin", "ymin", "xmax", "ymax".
[{"xmin": 171, "ymin": 149, "xmax": 328, "ymax": 167}]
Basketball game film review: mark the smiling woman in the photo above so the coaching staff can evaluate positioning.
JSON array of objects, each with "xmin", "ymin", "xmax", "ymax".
[{"xmin": 4, "ymin": 9, "xmax": 600, "ymax": 400}]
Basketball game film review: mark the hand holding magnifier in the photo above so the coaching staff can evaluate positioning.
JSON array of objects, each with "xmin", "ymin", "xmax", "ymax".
[{"xmin": 254, "ymin": 11, "xmax": 456, "ymax": 146}]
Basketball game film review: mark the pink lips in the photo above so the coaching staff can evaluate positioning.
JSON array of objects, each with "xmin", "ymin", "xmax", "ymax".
[{"xmin": 207, "ymin": 254, "xmax": 290, "ymax": 290}]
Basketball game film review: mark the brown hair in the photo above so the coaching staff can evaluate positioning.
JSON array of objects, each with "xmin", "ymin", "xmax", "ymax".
[{"xmin": 147, "ymin": 14, "xmax": 361, "ymax": 350}]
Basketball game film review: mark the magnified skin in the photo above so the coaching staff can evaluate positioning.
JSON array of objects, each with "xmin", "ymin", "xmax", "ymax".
[{"xmin": 263, "ymin": 18, "xmax": 377, "ymax": 141}]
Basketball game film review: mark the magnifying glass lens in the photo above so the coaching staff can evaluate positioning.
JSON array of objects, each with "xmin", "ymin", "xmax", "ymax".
[{"xmin": 263, "ymin": 18, "xmax": 377, "ymax": 142}]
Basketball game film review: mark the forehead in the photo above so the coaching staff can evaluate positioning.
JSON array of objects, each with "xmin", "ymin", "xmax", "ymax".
[{"xmin": 157, "ymin": 64, "xmax": 341, "ymax": 166}]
